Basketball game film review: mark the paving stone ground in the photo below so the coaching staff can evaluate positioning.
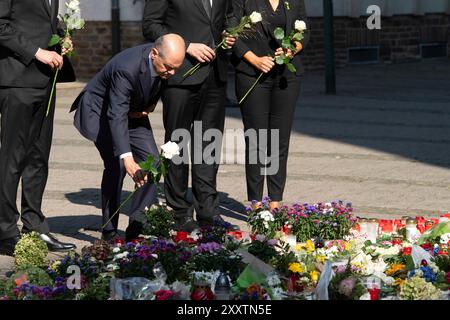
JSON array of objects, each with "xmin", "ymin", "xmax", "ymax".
[{"xmin": 1, "ymin": 58, "xmax": 450, "ymax": 270}]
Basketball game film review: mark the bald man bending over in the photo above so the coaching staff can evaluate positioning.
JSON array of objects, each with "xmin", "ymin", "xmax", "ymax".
[{"xmin": 70, "ymin": 34, "xmax": 186, "ymax": 241}]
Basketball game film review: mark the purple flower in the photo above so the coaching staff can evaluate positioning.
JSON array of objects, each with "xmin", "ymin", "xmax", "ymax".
[
  {"xmin": 255, "ymin": 234, "xmax": 267, "ymax": 242},
  {"xmin": 267, "ymin": 239, "xmax": 278, "ymax": 246}
]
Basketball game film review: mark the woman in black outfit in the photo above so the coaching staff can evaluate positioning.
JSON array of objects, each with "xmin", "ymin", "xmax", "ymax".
[{"xmin": 232, "ymin": 0, "xmax": 310, "ymax": 210}]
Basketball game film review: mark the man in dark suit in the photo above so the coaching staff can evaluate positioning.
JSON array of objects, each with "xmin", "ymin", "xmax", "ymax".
[
  {"xmin": 143, "ymin": 0, "xmax": 240, "ymax": 232},
  {"xmin": 71, "ymin": 34, "xmax": 186, "ymax": 241},
  {"xmin": 0, "ymin": 0, "xmax": 76, "ymax": 256}
]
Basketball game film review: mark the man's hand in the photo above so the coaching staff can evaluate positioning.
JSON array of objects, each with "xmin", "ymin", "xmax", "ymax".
[
  {"xmin": 123, "ymin": 156, "xmax": 147, "ymax": 187},
  {"xmin": 222, "ymin": 31, "xmax": 236, "ymax": 49},
  {"xmin": 128, "ymin": 103, "xmax": 157, "ymax": 119},
  {"xmin": 186, "ymin": 43, "xmax": 215, "ymax": 63},
  {"xmin": 35, "ymin": 48, "xmax": 64, "ymax": 69},
  {"xmin": 61, "ymin": 37, "xmax": 74, "ymax": 55}
]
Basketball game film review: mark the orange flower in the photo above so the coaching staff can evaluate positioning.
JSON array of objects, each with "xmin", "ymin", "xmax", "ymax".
[
  {"xmin": 15, "ymin": 273, "xmax": 28, "ymax": 286},
  {"xmin": 386, "ymin": 264, "xmax": 406, "ymax": 276}
]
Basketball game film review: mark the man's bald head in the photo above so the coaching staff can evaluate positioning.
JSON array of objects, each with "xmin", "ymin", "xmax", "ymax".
[{"xmin": 151, "ymin": 34, "xmax": 185, "ymax": 79}]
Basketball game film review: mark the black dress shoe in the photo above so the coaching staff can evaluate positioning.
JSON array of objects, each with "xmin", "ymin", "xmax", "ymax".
[
  {"xmin": 198, "ymin": 215, "xmax": 240, "ymax": 231},
  {"xmin": 0, "ymin": 235, "xmax": 20, "ymax": 256},
  {"xmin": 101, "ymin": 230, "xmax": 119, "ymax": 242},
  {"xmin": 174, "ymin": 216, "xmax": 200, "ymax": 233},
  {"xmin": 39, "ymin": 233, "xmax": 76, "ymax": 252},
  {"xmin": 125, "ymin": 221, "xmax": 143, "ymax": 242}
]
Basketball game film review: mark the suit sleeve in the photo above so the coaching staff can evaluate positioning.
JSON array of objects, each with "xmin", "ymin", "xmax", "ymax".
[
  {"xmin": 231, "ymin": 0, "xmax": 252, "ymax": 59},
  {"xmin": 297, "ymin": 0, "xmax": 310, "ymax": 50},
  {"xmin": 142, "ymin": 0, "xmax": 175, "ymax": 44},
  {"xmin": 0, "ymin": 0, "xmax": 40, "ymax": 65},
  {"xmin": 107, "ymin": 69, "xmax": 134, "ymax": 157}
]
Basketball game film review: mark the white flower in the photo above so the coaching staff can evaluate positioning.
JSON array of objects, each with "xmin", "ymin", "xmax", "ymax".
[
  {"xmin": 66, "ymin": 14, "xmax": 85, "ymax": 30},
  {"xmin": 112, "ymin": 247, "xmax": 121, "ymax": 253},
  {"xmin": 106, "ymin": 264, "xmax": 119, "ymax": 271},
  {"xmin": 440, "ymin": 233, "xmax": 450, "ymax": 244},
  {"xmin": 249, "ymin": 11, "xmax": 262, "ymax": 24},
  {"xmin": 66, "ymin": 0, "xmax": 80, "ymax": 12},
  {"xmin": 295, "ymin": 20, "xmax": 307, "ymax": 31},
  {"xmin": 160, "ymin": 141, "xmax": 180, "ymax": 159},
  {"xmin": 359, "ymin": 292, "xmax": 371, "ymax": 300}
]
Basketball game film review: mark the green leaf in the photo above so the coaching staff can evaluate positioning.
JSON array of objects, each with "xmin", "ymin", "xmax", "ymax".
[
  {"xmin": 281, "ymin": 38, "xmax": 291, "ymax": 49},
  {"xmin": 293, "ymin": 32, "xmax": 304, "ymax": 41},
  {"xmin": 287, "ymin": 63, "xmax": 296, "ymax": 74},
  {"xmin": 139, "ymin": 154, "xmax": 155, "ymax": 172},
  {"xmin": 284, "ymin": 57, "xmax": 291, "ymax": 65},
  {"xmin": 48, "ymin": 34, "xmax": 61, "ymax": 47},
  {"xmin": 274, "ymin": 27, "xmax": 285, "ymax": 40},
  {"xmin": 275, "ymin": 55, "xmax": 285, "ymax": 65}
]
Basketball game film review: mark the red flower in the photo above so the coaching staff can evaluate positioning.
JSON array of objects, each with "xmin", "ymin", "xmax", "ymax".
[
  {"xmin": 155, "ymin": 290, "xmax": 174, "ymax": 300},
  {"xmin": 445, "ymin": 272, "xmax": 450, "ymax": 284},
  {"xmin": 403, "ymin": 247, "xmax": 412, "ymax": 256},
  {"xmin": 114, "ymin": 238, "xmax": 126, "ymax": 246}
]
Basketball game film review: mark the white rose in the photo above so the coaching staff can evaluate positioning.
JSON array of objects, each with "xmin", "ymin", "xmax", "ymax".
[
  {"xmin": 295, "ymin": 20, "xmax": 307, "ymax": 31},
  {"xmin": 249, "ymin": 11, "xmax": 262, "ymax": 24},
  {"xmin": 66, "ymin": 15, "xmax": 85, "ymax": 30},
  {"xmin": 160, "ymin": 141, "xmax": 180, "ymax": 159},
  {"xmin": 112, "ymin": 247, "xmax": 121, "ymax": 253},
  {"xmin": 67, "ymin": 0, "xmax": 80, "ymax": 11}
]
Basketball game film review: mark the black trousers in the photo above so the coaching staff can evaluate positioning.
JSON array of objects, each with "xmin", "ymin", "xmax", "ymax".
[
  {"xmin": 95, "ymin": 120, "xmax": 159, "ymax": 234},
  {"xmin": 235, "ymin": 68, "xmax": 301, "ymax": 202},
  {"xmin": 0, "ymin": 86, "xmax": 55, "ymax": 240},
  {"xmin": 162, "ymin": 69, "xmax": 227, "ymax": 221}
]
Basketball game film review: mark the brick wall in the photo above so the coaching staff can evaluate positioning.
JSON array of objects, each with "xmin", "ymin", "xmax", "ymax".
[{"xmin": 70, "ymin": 14, "xmax": 450, "ymax": 79}]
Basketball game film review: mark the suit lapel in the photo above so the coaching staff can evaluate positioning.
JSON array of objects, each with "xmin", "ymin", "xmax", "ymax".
[
  {"xmin": 42, "ymin": 0, "xmax": 51, "ymax": 17},
  {"xmin": 194, "ymin": 0, "xmax": 210, "ymax": 22},
  {"xmin": 51, "ymin": 0, "xmax": 59, "ymax": 33},
  {"xmin": 139, "ymin": 46, "xmax": 153, "ymax": 108},
  {"xmin": 285, "ymin": 1, "xmax": 293, "ymax": 35},
  {"xmin": 255, "ymin": 0, "xmax": 271, "ymax": 37}
]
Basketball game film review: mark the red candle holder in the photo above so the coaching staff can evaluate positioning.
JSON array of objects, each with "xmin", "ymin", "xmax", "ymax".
[{"xmin": 368, "ymin": 288, "xmax": 381, "ymax": 300}]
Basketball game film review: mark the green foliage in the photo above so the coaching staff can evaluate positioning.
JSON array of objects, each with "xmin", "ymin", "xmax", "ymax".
[
  {"xmin": 76, "ymin": 275, "xmax": 111, "ymax": 300},
  {"xmin": 433, "ymin": 255, "xmax": 450, "ymax": 272},
  {"xmin": 247, "ymin": 240, "xmax": 279, "ymax": 264},
  {"xmin": 14, "ymin": 232, "xmax": 48, "ymax": 268},
  {"xmin": 48, "ymin": 34, "xmax": 61, "ymax": 47},
  {"xmin": 139, "ymin": 203, "xmax": 174, "ymax": 238}
]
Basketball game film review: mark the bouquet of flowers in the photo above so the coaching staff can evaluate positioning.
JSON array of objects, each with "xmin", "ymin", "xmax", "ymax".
[
  {"xmin": 46, "ymin": 0, "xmax": 85, "ymax": 116},
  {"xmin": 238, "ymin": 20, "xmax": 307, "ymax": 104},
  {"xmin": 183, "ymin": 11, "xmax": 262, "ymax": 78},
  {"xmin": 138, "ymin": 203, "xmax": 174, "ymax": 239}
]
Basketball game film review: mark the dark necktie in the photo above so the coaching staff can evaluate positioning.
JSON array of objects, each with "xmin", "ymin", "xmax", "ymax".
[{"xmin": 202, "ymin": 0, "xmax": 212, "ymax": 20}]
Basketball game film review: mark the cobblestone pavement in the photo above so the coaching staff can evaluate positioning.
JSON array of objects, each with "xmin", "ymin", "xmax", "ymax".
[{"xmin": 1, "ymin": 58, "xmax": 449, "ymax": 267}]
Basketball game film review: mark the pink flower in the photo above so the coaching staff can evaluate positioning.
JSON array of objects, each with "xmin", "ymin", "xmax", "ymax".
[{"xmin": 338, "ymin": 277, "xmax": 356, "ymax": 297}]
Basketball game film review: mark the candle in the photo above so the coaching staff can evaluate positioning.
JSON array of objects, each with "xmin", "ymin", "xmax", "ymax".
[{"xmin": 285, "ymin": 234, "xmax": 297, "ymax": 249}]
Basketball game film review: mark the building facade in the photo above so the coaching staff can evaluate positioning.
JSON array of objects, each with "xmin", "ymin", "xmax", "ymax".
[{"xmin": 67, "ymin": 0, "xmax": 450, "ymax": 79}]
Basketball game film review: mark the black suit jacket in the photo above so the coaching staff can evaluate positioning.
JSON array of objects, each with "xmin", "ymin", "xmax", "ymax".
[
  {"xmin": 0, "ymin": 0, "xmax": 75, "ymax": 88},
  {"xmin": 142, "ymin": 0, "xmax": 236, "ymax": 86},
  {"xmin": 71, "ymin": 44, "xmax": 160, "ymax": 157},
  {"xmin": 231, "ymin": 0, "xmax": 310, "ymax": 77}
]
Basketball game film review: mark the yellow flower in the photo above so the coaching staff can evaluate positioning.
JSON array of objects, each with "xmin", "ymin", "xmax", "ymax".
[
  {"xmin": 386, "ymin": 264, "xmax": 405, "ymax": 276},
  {"xmin": 344, "ymin": 242, "xmax": 352, "ymax": 251},
  {"xmin": 310, "ymin": 270, "xmax": 319, "ymax": 282},
  {"xmin": 51, "ymin": 260, "xmax": 61, "ymax": 272},
  {"xmin": 288, "ymin": 262, "xmax": 304, "ymax": 274},
  {"xmin": 316, "ymin": 255, "xmax": 326, "ymax": 263},
  {"xmin": 305, "ymin": 240, "xmax": 315, "ymax": 252},
  {"xmin": 295, "ymin": 244, "xmax": 305, "ymax": 252},
  {"xmin": 394, "ymin": 278, "xmax": 404, "ymax": 287}
]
